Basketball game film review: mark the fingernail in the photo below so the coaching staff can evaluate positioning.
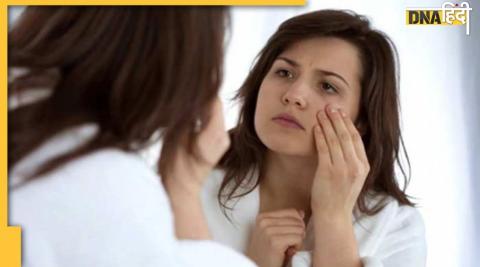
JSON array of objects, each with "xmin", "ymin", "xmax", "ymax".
[
  {"xmin": 329, "ymin": 106, "xmax": 337, "ymax": 113},
  {"xmin": 340, "ymin": 110, "xmax": 347, "ymax": 117},
  {"xmin": 299, "ymin": 210, "xmax": 305, "ymax": 218}
]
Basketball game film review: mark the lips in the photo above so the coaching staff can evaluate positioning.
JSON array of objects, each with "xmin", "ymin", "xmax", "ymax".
[{"xmin": 272, "ymin": 113, "xmax": 305, "ymax": 130}]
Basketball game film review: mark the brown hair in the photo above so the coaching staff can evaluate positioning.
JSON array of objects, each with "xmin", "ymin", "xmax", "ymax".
[
  {"xmin": 8, "ymin": 6, "xmax": 228, "ymax": 182},
  {"xmin": 218, "ymin": 9, "xmax": 413, "ymax": 216}
]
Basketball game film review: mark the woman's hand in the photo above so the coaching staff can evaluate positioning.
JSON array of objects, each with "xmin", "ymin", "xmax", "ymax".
[
  {"xmin": 310, "ymin": 105, "xmax": 368, "ymax": 267},
  {"xmin": 194, "ymin": 97, "xmax": 232, "ymax": 169},
  {"xmin": 164, "ymin": 97, "xmax": 231, "ymax": 195},
  {"xmin": 246, "ymin": 209, "xmax": 306, "ymax": 267},
  {"xmin": 163, "ymin": 97, "xmax": 230, "ymax": 239},
  {"xmin": 311, "ymin": 105, "xmax": 370, "ymax": 218}
]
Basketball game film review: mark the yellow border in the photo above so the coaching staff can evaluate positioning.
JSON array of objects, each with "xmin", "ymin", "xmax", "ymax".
[
  {"xmin": 1, "ymin": 2, "xmax": 305, "ymax": 267},
  {"xmin": 1, "ymin": 5, "xmax": 22, "ymax": 267},
  {"xmin": 6, "ymin": 0, "xmax": 304, "ymax": 5}
]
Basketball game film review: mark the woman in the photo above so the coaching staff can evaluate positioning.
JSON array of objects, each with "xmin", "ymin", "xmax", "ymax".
[
  {"xmin": 201, "ymin": 10, "xmax": 426, "ymax": 267},
  {"xmin": 8, "ymin": 7, "xmax": 255, "ymax": 267}
]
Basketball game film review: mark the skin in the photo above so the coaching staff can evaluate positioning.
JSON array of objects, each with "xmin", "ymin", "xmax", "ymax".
[
  {"xmin": 248, "ymin": 37, "xmax": 369, "ymax": 267},
  {"xmin": 246, "ymin": 209, "xmax": 306, "ymax": 267},
  {"xmin": 163, "ymin": 97, "xmax": 231, "ymax": 239}
]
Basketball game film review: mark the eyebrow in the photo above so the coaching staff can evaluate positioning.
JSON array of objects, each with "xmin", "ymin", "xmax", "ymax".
[{"xmin": 276, "ymin": 56, "xmax": 350, "ymax": 88}]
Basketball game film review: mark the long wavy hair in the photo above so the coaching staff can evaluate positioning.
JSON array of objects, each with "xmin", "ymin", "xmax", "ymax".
[
  {"xmin": 8, "ymin": 6, "xmax": 228, "ymax": 183},
  {"xmin": 218, "ymin": 9, "xmax": 413, "ymax": 216}
]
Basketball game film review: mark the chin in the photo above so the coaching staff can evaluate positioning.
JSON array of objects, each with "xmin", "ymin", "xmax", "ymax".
[{"xmin": 257, "ymin": 129, "xmax": 313, "ymax": 157}]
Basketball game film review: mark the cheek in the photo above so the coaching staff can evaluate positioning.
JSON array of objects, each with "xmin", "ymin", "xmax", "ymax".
[
  {"xmin": 342, "ymin": 99, "xmax": 361, "ymax": 123},
  {"xmin": 341, "ymin": 91, "xmax": 362, "ymax": 120},
  {"xmin": 313, "ymin": 97, "xmax": 359, "ymax": 119},
  {"xmin": 254, "ymin": 84, "xmax": 271, "ymax": 132},
  {"xmin": 254, "ymin": 82, "xmax": 278, "ymax": 119}
]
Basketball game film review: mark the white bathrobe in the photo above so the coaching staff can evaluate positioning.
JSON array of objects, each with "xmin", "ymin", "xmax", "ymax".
[
  {"xmin": 9, "ymin": 124, "xmax": 256, "ymax": 267},
  {"xmin": 201, "ymin": 169, "xmax": 427, "ymax": 267}
]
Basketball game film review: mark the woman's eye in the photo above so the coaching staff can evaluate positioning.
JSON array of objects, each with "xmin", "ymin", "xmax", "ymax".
[
  {"xmin": 321, "ymin": 82, "xmax": 337, "ymax": 93},
  {"xmin": 275, "ymin": 69, "xmax": 294, "ymax": 79}
]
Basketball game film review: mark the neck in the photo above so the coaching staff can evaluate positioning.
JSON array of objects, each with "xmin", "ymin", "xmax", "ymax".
[{"xmin": 259, "ymin": 150, "xmax": 317, "ymax": 216}]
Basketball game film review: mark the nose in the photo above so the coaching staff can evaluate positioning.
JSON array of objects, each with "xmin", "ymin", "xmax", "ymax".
[{"xmin": 281, "ymin": 83, "xmax": 307, "ymax": 109}]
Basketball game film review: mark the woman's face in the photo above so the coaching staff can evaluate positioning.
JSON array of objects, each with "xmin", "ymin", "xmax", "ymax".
[{"xmin": 254, "ymin": 37, "xmax": 363, "ymax": 157}]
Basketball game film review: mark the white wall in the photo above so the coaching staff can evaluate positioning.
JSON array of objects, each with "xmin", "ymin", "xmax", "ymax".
[{"xmin": 460, "ymin": 1, "xmax": 480, "ymax": 266}]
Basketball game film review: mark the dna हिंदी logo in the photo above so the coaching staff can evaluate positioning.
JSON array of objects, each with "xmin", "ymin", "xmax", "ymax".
[{"xmin": 406, "ymin": 1, "xmax": 473, "ymax": 35}]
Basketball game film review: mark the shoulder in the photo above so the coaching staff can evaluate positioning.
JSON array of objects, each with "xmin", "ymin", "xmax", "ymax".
[
  {"xmin": 366, "ymin": 195, "xmax": 425, "ymax": 236},
  {"xmin": 355, "ymin": 194, "xmax": 426, "ymax": 250},
  {"xmin": 10, "ymin": 148, "xmax": 169, "ymax": 229},
  {"xmin": 66, "ymin": 148, "xmax": 162, "ymax": 187},
  {"xmin": 10, "ymin": 148, "xmax": 177, "ymax": 264},
  {"xmin": 12, "ymin": 148, "xmax": 164, "ymax": 198},
  {"xmin": 354, "ymin": 194, "xmax": 426, "ymax": 262}
]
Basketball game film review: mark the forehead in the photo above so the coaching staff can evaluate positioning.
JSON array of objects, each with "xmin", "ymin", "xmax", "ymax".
[{"xmin": 278, "ymin": 37, "xmax": 362, "ymax": 81}]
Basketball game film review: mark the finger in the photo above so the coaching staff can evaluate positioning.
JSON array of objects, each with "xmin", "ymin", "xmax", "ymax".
[
  {"xmin": 341, "ymin": 110, "xmax": 369, "ymax": 165},
  {"xmin": 326, "ymin": 107, "xmax": 358, "ymax": 164},
  {"xmin": 198, "ymin": 97, "xmax": 223, "ymax": 137},
  {"xmin": 259, "ymin": 209, "xmax": 305, "ymax": 221},
  {"xmin": 195, "ymin": 97, "xmax": 230, "ymax": 164},
  {"xmin": 317, "ymin": 108, "xmax": 344, "ymax": 164},
  {"xmin": 264, "ymin": 225, "xmax": 305, "ymax": 236},
  {"xmin": 313, "ymin": 125, "xmax": 331, "ymax": 168},
  {"xmin": 271, "ymin": 234, "xmax": 305, "ymax": 251},
  {"xmin": 257, "ymin": 217, "xmax": 305, "ymax": 228}
]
